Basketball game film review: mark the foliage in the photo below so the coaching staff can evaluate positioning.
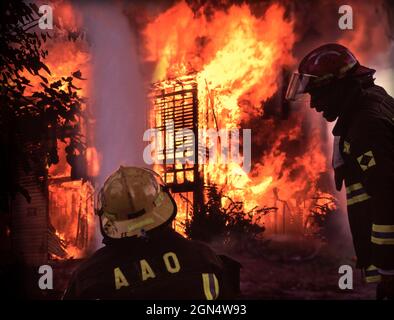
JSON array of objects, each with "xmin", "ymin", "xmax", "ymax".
[
  {"xmin": 185, "ymin": 184, "xmax": 276, "ymax": 250},
  {"xmin": 305, "ymin": 194, "xmax": 337, "ymax": 240}
]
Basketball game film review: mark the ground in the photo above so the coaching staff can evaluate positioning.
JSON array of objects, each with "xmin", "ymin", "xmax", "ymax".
[
  {"xmin": 9, "ymin": 234, "xmax": 376, "ymax": 299},
  {"xmin": 212, "ymin": 234, "xmax": 376, "ymax": 300}
]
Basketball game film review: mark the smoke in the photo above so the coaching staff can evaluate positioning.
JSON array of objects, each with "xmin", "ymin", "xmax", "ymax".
[
  {"xmin": 71, "ymin": 1, "xmax": 392, "ymax": 250},
  {"xmin": 77, "ymin": 1, "xmax": 148, "ymax": 187},
  {"xmin": 73, "ymin": 2, "xmax": 392, "ymax": 186},
  {"xmin": 291, "ymin": 0, "xmax": 394, "ymax": 93}
]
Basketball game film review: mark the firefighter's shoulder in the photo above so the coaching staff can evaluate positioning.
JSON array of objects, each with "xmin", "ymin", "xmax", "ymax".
[
  {"xmin": 170, "ymin": 232, "xmax": 225, "ymax": 268},
  {"xmin": 62, "ymin": 246, "xmax": 111, "ymax": 299},
  {"xmin": 69, "ymin": 245, "xmax": 114, "ymax": 287},
  {"xmin": 347, "ymin": 93, "xmax": 393, "ymax": 143},
  {"xmin": 357, "ymin": 85, "xmax": 394, "ymax": 124},
  {"xmin": 344, "ymin": 90, "xmax": 394, "ymax": 169}
]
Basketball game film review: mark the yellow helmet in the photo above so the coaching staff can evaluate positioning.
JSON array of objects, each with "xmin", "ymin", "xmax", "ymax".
[{"xmin": 96, "ymin": 166, "xmax": 176, "ymax": 238}]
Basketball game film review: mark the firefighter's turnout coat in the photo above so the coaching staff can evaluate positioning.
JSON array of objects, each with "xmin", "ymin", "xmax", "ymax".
[
  {"xmin": 63, "ymin": 229, "xmax": 240, "ymax": 299},
  {"xmin": 333, "ymin": 85, "xmax": 394, "ymax": 282}
]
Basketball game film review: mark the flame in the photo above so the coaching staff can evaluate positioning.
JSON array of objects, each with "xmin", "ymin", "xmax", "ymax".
[
  {"xmin": 23, "ymin": 36, "xmax": 90, "ymax": 98},
  {"xmin": 49, "ymin": 180, "xmax": 95, "ymax": 259},
  {"xmin": 145, "ymin": 1, "xmax": 333, "ymax": 234},
  {"xmin": 48, "ymin": 139, "xmax": 72, "ymax": 178},
  {"xmin": 22, "ymin": 1, "xmax": 96, "ymax": 258}
]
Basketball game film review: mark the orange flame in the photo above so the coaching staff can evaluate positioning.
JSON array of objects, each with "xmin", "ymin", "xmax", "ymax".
[
  {"xmin": 23, "ymin": 1, "xmax": 96, "ymax": 258},
  {"xmin": 49, "ymin": 180, "xmax": 95, "ymax": 259},
  {"xmin": 145, "ymin": 2, "xmax": 333, "ymax": 234}
]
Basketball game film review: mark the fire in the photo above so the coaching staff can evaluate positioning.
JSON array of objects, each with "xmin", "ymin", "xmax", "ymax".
[
  {"xmin": 197, "ymin": 4, "xmax": 295, "ymax": 120},
  {"xmin": 23, "ymin": 34, "xmax": 90, "ymax": 99},
  {"xmin": 145, "ymin": 1, "xmax": 333, "ymax": 234},
  {"xmin": 23, "ymin": 1, "xmax": 97, "ymax": 258},
  {"xmin": 48, "ymin": 139, "xmax": 71, "ymax": 178},
  {"xmin": 49, "ymin": 180, "xmax": 95, "ymax": 259}
]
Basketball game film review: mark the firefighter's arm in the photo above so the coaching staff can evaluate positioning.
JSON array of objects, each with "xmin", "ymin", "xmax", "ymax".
[{"xmin": 349, "ymin": 114, "xmax": 394, "ymax": 270}]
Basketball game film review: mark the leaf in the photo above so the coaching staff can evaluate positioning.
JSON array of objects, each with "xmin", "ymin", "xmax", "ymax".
[
  {"xmin": 39, "ymin": 61, "xmax": 51, "ymax": 75},
  {"xmin": 39, "ymin": 74, "xmax": 48, "ymax": 84},
  {"xmin": 50, "ymin": 80, "xmax": 62, "ymax": 89},
  {"xmin": 72, "ymin": 70, "xmax": 85, "ymax": 80},
  {"xmin": 21, "ymin": 76, "xmax": 30, "ymax": 85},
  {"xmin": 68, "ymin": 83, "xmax": 81, "ymax": 90}
]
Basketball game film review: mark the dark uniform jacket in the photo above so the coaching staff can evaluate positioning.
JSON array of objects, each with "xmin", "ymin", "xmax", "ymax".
[
  {"xmin": 333, "ymin": 85, "xmax": 394, "ymax": 282},
  {"xmin": 63, "ymin": 229, "xmax": 240, "ymax": 299}
]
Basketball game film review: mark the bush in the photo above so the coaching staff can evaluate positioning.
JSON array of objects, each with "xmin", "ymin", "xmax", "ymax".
[{"xmin": 185, "ymin": 185, "xmax": 276, "ymax": 251}]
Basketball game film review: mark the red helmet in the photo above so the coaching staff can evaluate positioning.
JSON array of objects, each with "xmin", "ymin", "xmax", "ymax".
[{"xmin": 286, "ymin": 43, "xmax": 375, "ymax": 100}]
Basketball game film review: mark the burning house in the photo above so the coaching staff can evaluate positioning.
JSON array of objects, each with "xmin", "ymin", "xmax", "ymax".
[
  {"xmin": 145, "ymin": 2, "xmax": 336, "ymax": 236},
  {"xmin": 7, "ymin": 5, "xmax": 97, "ymax": 265},
  {"xmin": 2, "ymin": 0, "xmax": 394, "ymax": 301},
  {"xmin": 11, "ymin": 122, "xmax": 98, "ymax": 264},
  {"xmin": 12, "ymin": 165, "xmax": 95, "ymax": 265},
  {"xmin": 150, "ymin": 76, "xmax": 204, "ymax": 233},
  {"xmin": 6, "ymin": 0, "xmax": 393, "ymax": 267}
]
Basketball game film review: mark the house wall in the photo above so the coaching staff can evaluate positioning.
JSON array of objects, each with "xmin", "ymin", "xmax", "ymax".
[{"xmin": 12, "ymin": 171, "xmax": 48, "ymax": 266}]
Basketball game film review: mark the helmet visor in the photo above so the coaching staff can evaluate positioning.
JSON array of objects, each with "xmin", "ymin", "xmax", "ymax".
[{"xmin": 285, "ymin": 72, "xmax": 318, "ymax": 101}]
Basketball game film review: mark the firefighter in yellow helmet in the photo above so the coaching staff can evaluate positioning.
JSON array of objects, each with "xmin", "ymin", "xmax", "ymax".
[{"xmin": 63, "ymin": 166, "xmax": 240, "ymax": 300}]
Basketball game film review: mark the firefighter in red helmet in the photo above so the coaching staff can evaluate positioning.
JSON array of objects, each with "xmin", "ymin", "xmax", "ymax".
[
  {"xmin": 286, "ymin": 43, "xmax": 394, "ymax": 299},
  {"xmin": 63, "ymin": 166, "xmax": 240, "ymax": 300}
]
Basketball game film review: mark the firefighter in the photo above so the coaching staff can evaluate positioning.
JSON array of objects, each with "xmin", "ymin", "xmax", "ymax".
[
  {"xmin": 63, "ymin": 166, "xmax": 240, "ymax": 300},
  {"xmin": 286, "ymin": 43, "xmax": 394, "ymax": 299}
]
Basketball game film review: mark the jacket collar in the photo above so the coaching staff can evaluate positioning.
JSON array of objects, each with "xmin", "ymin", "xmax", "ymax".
[{"xmin": 332, "ymin": 83, "xmax": 372, "ymax": 136}]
